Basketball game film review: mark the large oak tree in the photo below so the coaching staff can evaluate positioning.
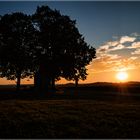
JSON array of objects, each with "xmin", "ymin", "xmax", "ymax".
[
  {"xmin": 0, "ymin": 12, "xmax": 34, "ymax": 91},
  {"xmin": 0, "ymin": 5, "xmax": 96, "ymax": 93},
  {"xmin": 32, "ymin": 6, "xmax": 96, "ymax": 92}
]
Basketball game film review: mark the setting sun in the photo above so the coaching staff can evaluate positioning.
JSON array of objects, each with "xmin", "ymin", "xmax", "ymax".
[{"xmin": 116, "ymin": 71, "xmax": 128, "ymax": 81}]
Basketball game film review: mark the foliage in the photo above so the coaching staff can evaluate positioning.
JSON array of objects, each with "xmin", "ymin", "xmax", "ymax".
[
  {"xmin": 32, "ymin": 6, "xmax": 96, "ymax": 89},
  {"xmin": 0, "ymin": 5, "xmax": 96, "ymax": 91},
  {"xmin": 0, "ymin": 13, "xmax": 34, "ymax": 89}
]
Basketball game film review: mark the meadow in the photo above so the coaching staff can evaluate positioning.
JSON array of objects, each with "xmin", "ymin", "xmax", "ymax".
[{"xmin": 0, "ymin": 82, "xmax": 140, "ymax": 138}]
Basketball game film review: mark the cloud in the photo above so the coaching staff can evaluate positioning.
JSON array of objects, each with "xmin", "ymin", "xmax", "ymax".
[
  {"xmin": 110, "ymin": 44, "xmax": 125, "ymax": 51},
  {"xmin": 128, "ymin": 42, "xmax": 140, "ymax": 49},
  {"xmin": 97, "ymin": 35, "xmax": 140, "ymax": 54},
  {"xmin": 120, "ymin": 36, "xmax": 136, "ymax": 44},
  {"xmin": 97, "ymin": 42, "xmax": 125, "ymax": 54},
  {"xmin": 131, "ymin": 49, "xmax": 140, "ymax": 55},
  {"xmin": 90, "ymin": 55, "xmax": 138, "ymax": 74},
  {"xmin": 129, "ymin": 56, "xmax": 138, "ymax": 60},
  {"xmin": 106, "ymin": 41, "xmax": 119, "ymax": 46},
  {"xmin": 89, "ymin": 33, "xmax": 140, "ymax": 74},
  {"xmin": 131, "ymin": 33, "xmax": 140, "ymax": 37},
  {"xmin": 97, "ymin": 36, "xmax": 136, "ymax": 54},
  {"xmin": 97, "ymin": 44, "xmax": 109, "ymax": 53}
]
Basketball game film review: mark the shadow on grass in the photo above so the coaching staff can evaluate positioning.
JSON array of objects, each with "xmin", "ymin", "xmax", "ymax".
[{"xmin": 0, "ymin": 83, "xmax": 140, "ymax": 102}]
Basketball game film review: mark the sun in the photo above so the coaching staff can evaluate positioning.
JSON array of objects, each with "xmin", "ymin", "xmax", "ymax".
[{"xmin": 116, "ymin": 71, "xmax": 128, "ymax": 81}]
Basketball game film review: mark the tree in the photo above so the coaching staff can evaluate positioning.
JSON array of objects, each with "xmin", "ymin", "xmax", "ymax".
[
  {"xmin": 0, "ymin": 5, "xmax": 96, "ymax": 93},
  {"xmin": 0, "ymin": 12, "xmax": 35, "ymax": 91},
  {"xmin": 32, "ymin": 5, "xmax": 96, "ymax": 92},
  {"xmin": 61, "ymin": 37, "xmax": 96, "ymax": 87},
  {"xmin": 32, "ymin": 6, "xmax": 63, "ymax": 92}
]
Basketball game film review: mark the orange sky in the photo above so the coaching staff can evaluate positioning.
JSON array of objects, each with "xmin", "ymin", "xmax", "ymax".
[
  {"xmin": 1, "ymin": 34, "xmax": 140, "ymax": 85},
  {"xmin": 58, "ymin": 34, "xmax": 140, "ymax": 84},
  {"xmin": 1, "ymin": 2, "xmax": 140, "ymax": 85}
]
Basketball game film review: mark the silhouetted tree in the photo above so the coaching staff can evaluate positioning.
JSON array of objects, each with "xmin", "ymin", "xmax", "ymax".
[
  {"xmin": 0, "ymin": 5, "xmax": 96, "ymax": 94},
  {"xmin": 61, "ymin": 37, "xmax": 96, "ymax": 87},
  {"xmin": 32, "ymin": 6, "xmax": 62, "ymax": 92},
  {"xmin": 0, "ymin": 13, "xmax": 34, "ymax": 91},
  {"xmin": 32, "ymin": 5, "xmax": 96, "ymax": 92}
]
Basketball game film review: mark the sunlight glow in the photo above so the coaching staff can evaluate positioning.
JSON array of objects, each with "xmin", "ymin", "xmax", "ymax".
[{"xmin": 116, "ymin": 71, "xmax": 128, "ymax": 81}]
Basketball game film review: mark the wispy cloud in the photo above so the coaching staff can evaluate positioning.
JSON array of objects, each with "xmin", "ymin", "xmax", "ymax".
[
  {"xmin": 89, "ymin": 33, "xmax": 140, "ymax": 74},
  {"xmin": 97, "ymin": 35, "xmax": 138, "ymax": 54},
  {"xmin": 128, "ymin": 42, "xmax": 140, "ymax": 49},
  {"xmin": 120, "ymin": 36, "xmax": 136, "ymax": 44},
  {"xmin": 131, "ymin": 32, "xmax": 140, "ymax": 37},
  {"xmin": 131, "ymin": 49, "xmax": 140, "ymax": 55},
  {"xmin": 97, "ymin": 44, "xmax": 110, "ymax": 53},
  {"xmin": 110, "ymin": 44, "xmax": 125, "ymax": 51},
  {"xmin": 97, "ymin": 42, "xmax": 123, "ymax": 54}
]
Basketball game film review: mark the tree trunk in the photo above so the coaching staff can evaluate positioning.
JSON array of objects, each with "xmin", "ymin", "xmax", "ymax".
[
  {"xmin": 34, "ymin": 72, "xmax": 37, "ymax": 88},
  {"xmin": 37, "ymin": 63, "xmax": 56, "ymax": 95},
  {"xmin": 16, "ymin": 72, "xmax": 21, "ymax": 92},
  {"xmin": 37, "ymin": 64, "xmax": 48, "ymax": 94},
  {"xmin": 39, "ymin": 72, "xmax": 47, "ymax": 94},
  {"xmin": 34, "ymin": 71, "xmax": 41, "ymax": 89},
  {"xmin": 38, "ymin": 63, "xmax": 51, "ymax": 95}
]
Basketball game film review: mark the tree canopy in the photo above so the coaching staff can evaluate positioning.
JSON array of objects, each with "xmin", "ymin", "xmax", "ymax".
[
  {"xmin": 32, "ymin": 6, "xmax": 96, "ymax": 91},
  {"xmin": 0, "ymin": 12, "xmax": 35, "ymax": 90},
  {"xmin": 0, "ymin": 5, "xmax": 96, "ymax": 92}
]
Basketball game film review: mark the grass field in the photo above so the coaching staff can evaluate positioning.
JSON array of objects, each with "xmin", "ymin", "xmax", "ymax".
[{"xmin": 0, "ymin": 83, "xmax": 140, "ymax": 138}]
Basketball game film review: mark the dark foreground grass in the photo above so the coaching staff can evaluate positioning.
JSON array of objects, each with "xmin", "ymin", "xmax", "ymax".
[
  {"xmin": 0, "ymin": 84, "xmax": 140, "ymax": 138},
  {"xmin": 0, "ymin": 98, "xmax": 140, "ymax": 138}
]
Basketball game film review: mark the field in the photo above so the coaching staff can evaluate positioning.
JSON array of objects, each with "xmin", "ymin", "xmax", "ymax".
[{"xmin": 0, "ymin": 82, "xmax": 140, "ymax": 138}]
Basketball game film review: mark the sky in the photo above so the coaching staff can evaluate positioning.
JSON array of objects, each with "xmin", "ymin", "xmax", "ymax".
[{"xmin": 0, "ymin": 1, "xmax": 140, "ymax": 84}]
